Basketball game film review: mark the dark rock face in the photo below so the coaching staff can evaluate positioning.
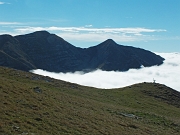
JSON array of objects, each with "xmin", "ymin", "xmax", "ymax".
[
  {"xmin": 87, "ymin": 39, "xmax": 164, "ymax": 71},
  {"xmin": 0, "ymin": 31, "xmax": 165, "ymax": 72},
  {"xmin": 0, "ymin": 34, "xmax": 36, "ymax": 71},
  {"xmin": 15, "ymin": 31, "xmax": 87, "ymax": 72}
]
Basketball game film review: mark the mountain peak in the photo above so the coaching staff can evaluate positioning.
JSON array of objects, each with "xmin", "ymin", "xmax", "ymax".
[
  {"xmin": 30, "ymin": 30, "xmax": 50, "ymax": 37},
  {"xmin": 0, "ymin": 31, "xmax": 165, "ymax": 72},
  {"xmin": 17, "ymin": 30, "xmax": 51, "ymax": 38},
  {"xmin": 97, "ymin": 39, "xmax": 118, "ymax": 48},
  {"xmin": 104, "ymin": 39, "xmax": 117, "ymax": 44},
  {"xmin": 32, "ymin": 30, "xmax": 50, "ymax": 34}
]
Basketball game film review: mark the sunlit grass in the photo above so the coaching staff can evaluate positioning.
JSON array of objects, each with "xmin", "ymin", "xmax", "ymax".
[{"xmin": 0, "ymin": 66, "xmax": 180, "ymax": 135}]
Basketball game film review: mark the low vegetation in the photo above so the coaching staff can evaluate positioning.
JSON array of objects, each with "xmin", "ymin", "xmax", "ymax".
[{"xmin": 0, "ymin": 66, "xmax": 180, "ymax": 135}]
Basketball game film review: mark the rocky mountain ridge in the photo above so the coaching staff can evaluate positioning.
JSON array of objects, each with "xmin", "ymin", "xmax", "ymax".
[{"xmin": 0, "ymin": 31, "xmax": 165, "ymax": 72}]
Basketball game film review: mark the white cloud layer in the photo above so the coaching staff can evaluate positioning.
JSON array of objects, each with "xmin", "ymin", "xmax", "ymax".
[
  {"xmin": 0, "ymin": 25, "xmax": 166, "ymax": 43},
  {"xmin": 31, "ymin": 52, "xmax": 180, "ymax": 92},
  {"xmin": 15, "ymin": 26, "xmax": 166, "ymax": 34}
]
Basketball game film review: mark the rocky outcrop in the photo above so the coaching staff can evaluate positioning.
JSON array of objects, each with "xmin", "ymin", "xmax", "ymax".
[{"xmin": 0, "ymin": 31, "xmax": 165, "ymax": 72}]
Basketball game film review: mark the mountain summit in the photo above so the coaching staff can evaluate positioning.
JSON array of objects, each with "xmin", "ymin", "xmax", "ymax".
[
  {"xmin": 0, "ymin": 31, "xmax": 164, "ymax": 72},
  {"xmin": 103, "ymin": 39, "xmax": 117, "ymax": 44}
]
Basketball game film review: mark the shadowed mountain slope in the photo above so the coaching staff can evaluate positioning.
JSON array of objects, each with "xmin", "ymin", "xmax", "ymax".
[
  {"xmin": 0, "ymin": 35, "xmax": 36, "ymax": 71},
  {"xmin": 0, "ymin": 66, "xmax": 180, "ymax": 134},
  {"xmin": 0, "ymin": 31, "xmax": 164, "ymax": 72},
  {"xmin": 86, "ymin": 39, "xmax": 164, "ymax": 71},
  {"xmin": 15, "ymin": 31, "xmax": 87, "ymax": 72}
]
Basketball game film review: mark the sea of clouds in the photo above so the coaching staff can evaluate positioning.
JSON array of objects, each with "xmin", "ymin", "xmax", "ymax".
[{"xmin": 31, "ymin": 52, "xmax": 180, "ymax": 91}]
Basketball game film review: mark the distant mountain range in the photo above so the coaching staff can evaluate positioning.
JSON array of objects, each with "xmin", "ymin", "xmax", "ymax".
[{"xmin": 0, "ymin": 31, "xmax": 164, "ymax": 72}]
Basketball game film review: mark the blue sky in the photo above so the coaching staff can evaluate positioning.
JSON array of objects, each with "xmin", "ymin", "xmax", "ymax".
[{"xmin": 0, "ymin": 0, "xmax": 180, "ymax": 52}]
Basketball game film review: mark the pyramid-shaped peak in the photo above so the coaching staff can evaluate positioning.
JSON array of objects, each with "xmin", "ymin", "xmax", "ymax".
[
  {"xmin": 106, "ymin": 39, "xmax": 116, "ymax": 43},
  {"xmin": 100, "ymin": 39, "xmax": 118, "ymax": 46},
  {"xmin": 105, "ymin": 39, "xmax": 117, "ymax": 43},
  {"xmin": 96, "ymin": 39, "xmax": 119, "ymax": 49}
]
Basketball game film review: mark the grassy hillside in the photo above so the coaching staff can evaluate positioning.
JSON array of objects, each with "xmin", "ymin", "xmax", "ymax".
[{"xmin": 0, "ymin": 66, "xmax": 180, "ymax": 135}]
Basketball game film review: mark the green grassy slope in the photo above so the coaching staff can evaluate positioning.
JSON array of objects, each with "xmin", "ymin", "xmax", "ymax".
[{"xmin": 0, "ymin": 66, "xmax": 180, "ymax": 135}]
